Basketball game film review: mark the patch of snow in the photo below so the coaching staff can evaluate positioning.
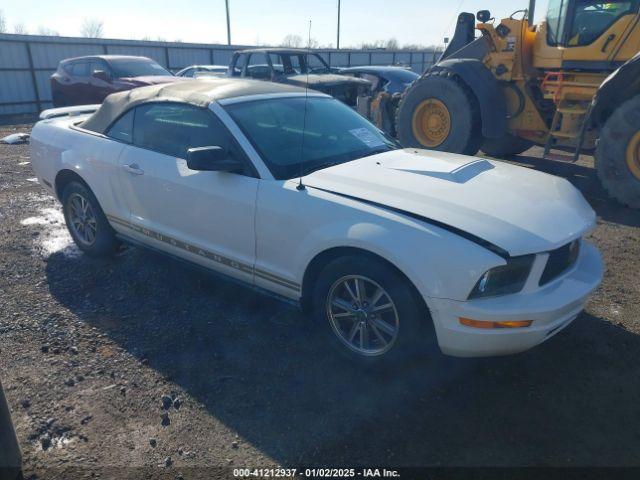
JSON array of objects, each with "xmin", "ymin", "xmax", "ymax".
[
  {"xmin": 21, "ymin": 204, "xmax": 81, "ymax": 258},
  {"xmin": 26, "ymin": 177, "xmax": 38, "ymax": 182},
  {"xmin": 1, "ymin": 132, "xmax": 30, "ymax": 144},
  {"xmin": 18, "ymin": 161, "xmax": 31, "ymax": 166}
]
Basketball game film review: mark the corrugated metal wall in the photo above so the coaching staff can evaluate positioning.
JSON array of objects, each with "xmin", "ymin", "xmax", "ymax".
[{"xmin": 0, "ymin": 33, "xmax": 439, "ymax": 117}]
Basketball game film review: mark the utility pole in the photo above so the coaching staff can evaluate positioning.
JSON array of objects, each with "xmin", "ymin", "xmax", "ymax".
[
  {"xmin": 336, "ymin": 0, "xmax": 341, "ymax": 49},
  {"xmin": 225, "ymin": 0, "xmax": 231, "ymax": 45}
]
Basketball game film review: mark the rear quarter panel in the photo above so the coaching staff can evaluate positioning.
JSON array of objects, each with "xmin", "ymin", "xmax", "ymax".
[{"xmin": 30, "ymin": 118, "xmax": 127, "ymax": 218}]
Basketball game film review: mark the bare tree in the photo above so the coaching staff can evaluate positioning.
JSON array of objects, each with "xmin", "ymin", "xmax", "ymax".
[
  {"xmin": 385, "ymin": 38, "xmax": 399, "ymax": 50},
  {"xmin": 81, "ymin": 18, "xmax": 104, "ymax": 38},
  {"xmin": 0, "ymin": 10, "xmax": 6, "ymax": 33},
  {"xmin": 37, "ymin": 26, "xmax": 59, "ymax": 36},
  {"xmin": 281, "ymin": 34, "xmax": 302, "ymax": 48},
  {"xmin": 13, "ymin": 23, "xmax": 28, "ymax": 35}
]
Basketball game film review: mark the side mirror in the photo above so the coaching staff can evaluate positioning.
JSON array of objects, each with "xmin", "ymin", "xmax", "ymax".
[
  {"xmin": 92, "ymin": 70, "xmax": 110, "ymax": 82},
  {"xmin": 477, "ymin": 10, "xmax": 491, "ymax": 23},
  {"xmin": 186, "ymin": 146, "xmax": 243, "ymax": 172}
]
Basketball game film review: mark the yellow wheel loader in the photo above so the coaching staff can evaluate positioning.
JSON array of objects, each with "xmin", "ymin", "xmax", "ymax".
[{"xmin": 395, "ymin": 0, "xmax": 640, "ymax": 208}]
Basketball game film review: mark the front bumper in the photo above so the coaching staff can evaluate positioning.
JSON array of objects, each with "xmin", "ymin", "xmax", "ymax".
[{"xmin": 427, "ymin": 241, "xmax": 603, "ymax": 357}]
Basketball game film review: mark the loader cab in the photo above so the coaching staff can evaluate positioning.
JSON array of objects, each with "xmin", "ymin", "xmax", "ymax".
[{"xmin": 546, "ymin": 0, "xmax": 639, "ymax": 47}]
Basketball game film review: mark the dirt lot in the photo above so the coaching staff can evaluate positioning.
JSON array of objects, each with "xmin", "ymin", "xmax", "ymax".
[{"xmin": 1, "ymin": 123, "xmax": 639, "ymax": 478}]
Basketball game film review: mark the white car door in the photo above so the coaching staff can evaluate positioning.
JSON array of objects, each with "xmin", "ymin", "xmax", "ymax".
[{"xmin": 114, "ymin": 102, "xmax": 259, "ymax": 284}]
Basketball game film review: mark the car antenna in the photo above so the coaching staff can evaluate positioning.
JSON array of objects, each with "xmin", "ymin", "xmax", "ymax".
[{"xmin": 296, "ymin": 19, "xmax": 312, "ymax": 191}]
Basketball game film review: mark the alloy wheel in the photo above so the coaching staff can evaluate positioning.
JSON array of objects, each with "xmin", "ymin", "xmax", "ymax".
[
  {"xmin": 67, "ymin": 192, "xmax": 98, "ymax": 246},
  {"xmin": 326, "ymin": 275, "xmax": 400, "ymax": 356}
]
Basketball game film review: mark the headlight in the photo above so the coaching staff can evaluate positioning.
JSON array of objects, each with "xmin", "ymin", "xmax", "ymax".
[{"xmin": 468, "ymin": 254, "xmax": 535, "ymax": 299}]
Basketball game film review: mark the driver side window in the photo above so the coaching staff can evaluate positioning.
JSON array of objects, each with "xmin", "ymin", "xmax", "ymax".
[{"xmin": 130, "ymin": 103, "xmax": 243, "ymax": 162}]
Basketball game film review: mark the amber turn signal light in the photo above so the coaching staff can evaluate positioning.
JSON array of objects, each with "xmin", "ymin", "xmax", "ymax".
[{"xmin": 459, "ymin": 318, "xmax": 533, "ymax": 329}]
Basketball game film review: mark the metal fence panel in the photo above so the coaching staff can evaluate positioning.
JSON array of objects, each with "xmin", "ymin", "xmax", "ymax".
[
  {"xmin": 0, "ymin": 33, "xmax": 437, "ymax": 118},
  {"xmin": 393, "ymin": 52, "xmax": 412, "ymax": 65},
  {"xmin": 168, "ymin": 48, "xmax": 211, "ymax": 69},
  {"xmin": 213, "ymin": 49, "xmax": 235, "ymax": 67},
  {"xmin": 328, "ymin": 51, "xmax": 349, "ymax": 67},
  {"xmin": 34, "ymin": 70, "xmax": 56, "ymax": 103},
  {"xmin": 0, "ymin": 41, "xmax": 29, "ymax": 68},
  {"xmin": 348, "ymin": 52, "xmax": 371, "ymax": 66},
  {"xmin": 371, "ymin": 52, "xmax": 394, "ymax": 65},
  {"xmin": 0, "ymin": 71, "xmax": 36, "ymax": 115},
  {"xmin": 0, "ymin": 71, "xmax": 34, "ymax": 103},
  {"xmin": 30, "ymin": 43, "xmax": 106, "ymax": 69}
]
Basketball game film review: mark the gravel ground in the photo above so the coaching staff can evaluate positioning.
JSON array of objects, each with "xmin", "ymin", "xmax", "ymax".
[{"xmin": 1, "ymin": 123, "xmax": 639, "ymax": 478}]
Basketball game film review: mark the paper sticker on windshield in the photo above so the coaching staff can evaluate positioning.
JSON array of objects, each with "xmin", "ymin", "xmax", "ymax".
[{"xmin": 349, "ymin": 128, "xmax": 385, "ymax": 148}]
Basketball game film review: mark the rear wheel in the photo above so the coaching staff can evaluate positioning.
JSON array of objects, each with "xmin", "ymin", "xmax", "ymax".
[
  {"xmin": 396, "ymin": 73, "xmax": 482, "ymax": 155},
  {"xmin": 62, "ymin": 181, "xmax": 119, "ymax": 257},
  {"xmin": 312, "ymin": 255, "xmax": 431, "ymax": 367},
  {"xmin": 596, "ymin": 95, "xmax": 640, "ymax": 209},
  {"xmin": 481, "ymin": 134, "xmax": 533, "ymax": 157}
]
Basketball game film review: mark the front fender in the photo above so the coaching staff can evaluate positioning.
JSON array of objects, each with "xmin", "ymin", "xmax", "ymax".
[
  {"xmin": 588, "ymin": 51, "xmax": 640, "ymax": 127},
  {"xmin": 434, "ymin": 59, "xmax": 507, "ymax": 139},
  {"xmin": 294, "ymin": 217, "xmax": 504, "ymax": 302}
]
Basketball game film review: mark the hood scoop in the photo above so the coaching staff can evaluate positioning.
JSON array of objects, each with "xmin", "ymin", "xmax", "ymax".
[{"xmin": 388, "ymin": 158, "xmax": 494, "ymax": 184}]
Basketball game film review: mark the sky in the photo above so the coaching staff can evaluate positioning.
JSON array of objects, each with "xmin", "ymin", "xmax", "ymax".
[{"xmin": 0, "ymin": 0, "xmax": 549, "ymax": 47}]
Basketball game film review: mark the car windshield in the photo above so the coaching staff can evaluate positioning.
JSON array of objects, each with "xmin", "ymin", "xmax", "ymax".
[
  {"xmin": 109, "ymin": 59, "xmax": 172, "ymax": 78},
  {"xmin": 224, "ymin": 96, "xmax": 399, "ymax": 180}
]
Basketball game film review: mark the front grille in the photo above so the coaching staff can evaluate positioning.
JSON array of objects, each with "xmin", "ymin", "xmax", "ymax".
[{"xmin": 539, "ymin": 240, "xmax": 580, "ymax": 286}]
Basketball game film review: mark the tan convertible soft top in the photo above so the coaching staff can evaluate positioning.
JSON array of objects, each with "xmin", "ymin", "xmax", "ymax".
[{"xmin": 81, "ymin": 78, "xmax": 309, "ymax": 134}]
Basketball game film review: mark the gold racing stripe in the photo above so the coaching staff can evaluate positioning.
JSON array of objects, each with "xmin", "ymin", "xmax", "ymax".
[{"xmin": 106, "ymin": 214, "xmax": 300, "ymax": 292}]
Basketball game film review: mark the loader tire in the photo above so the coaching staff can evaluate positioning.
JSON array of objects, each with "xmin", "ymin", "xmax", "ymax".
[
  {"xmin": 596, "ymin": 95, "xmax": 640, "ymax": 209},
  {"xmin": 481, "ymin": 134, "xmax": 533, "ymax": 157},
  {"xmin": 395, "ymin": 72, "xmax": 482, "ymax": 155}
]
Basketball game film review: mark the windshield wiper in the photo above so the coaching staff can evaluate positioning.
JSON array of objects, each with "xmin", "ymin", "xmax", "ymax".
[
  {"xmin": 298, "ymin": 147, "xmax": 394, "ymax": 177},
  {"xmin": 359, "ymin": 146, "xmax": 393, "ymax": 158}
]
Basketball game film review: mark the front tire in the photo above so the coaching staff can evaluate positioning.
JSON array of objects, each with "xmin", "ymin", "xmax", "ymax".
[
  {"xmin": 62, "ymin": 181, "xmax": 119, "ymax": 257},
  {"xmin": 312, "ymin": 255, "xmax": 429, "ymax": 367},
  {"xmin": 396, "ymin": 72, "xmax": 483, "ymax": 155},
  {"xmin": 596, "ymin": 95, "xmax": 640, "ymax": 209}
]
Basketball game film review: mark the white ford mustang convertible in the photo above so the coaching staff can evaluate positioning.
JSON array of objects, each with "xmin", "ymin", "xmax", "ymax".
[{"xmin": 30, "ymin": 78, "xmax": 603, "ymax": 366}]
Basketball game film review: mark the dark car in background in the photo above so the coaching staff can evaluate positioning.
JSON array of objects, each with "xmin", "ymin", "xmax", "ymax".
[
  {"xmin": 51, "ymin": 55, "xmax": 185, "ymax": 107},
  {"xmin": 338, "ymin": 66, "xmax": 419, "ymax": 95},
  {"xmin": 228, "ymin": 48, "xmax": 370, "ymax": 107},
  {"xmin": 339, "ymin": 66, "xmax": 419, "ymax": 136}
]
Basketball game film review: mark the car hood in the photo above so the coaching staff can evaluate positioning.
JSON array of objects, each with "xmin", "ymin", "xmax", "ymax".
[
  {"xmin": 286, "ymin": 73, "xmax": 371, "ymax": 88},
  {"xmin": 118, "ymin": 75, "xmax": 188, "ymax": 86},
  {"xmin": 304, "ymin": 149, "xmax": 596, "ymax": 257}
]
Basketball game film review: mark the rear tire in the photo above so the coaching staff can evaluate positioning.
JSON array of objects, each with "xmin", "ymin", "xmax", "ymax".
[
  {"xmin": 396, "ymin": 72, "xmax": 483, "ymax": 155},
  {"xmin": 596, "ymin": 95, "xmax": 640, "ymax": 209},
  {"xmin": 481, "ymin": 134, "xmax": 533, "ymax": 157},
  {"xmin": 311, "ymin": 255, "xmax": 431, "ymax": 368},
  {"xmin": 62, "ymin": 181, "xmax": 119, "ymax": 257}
]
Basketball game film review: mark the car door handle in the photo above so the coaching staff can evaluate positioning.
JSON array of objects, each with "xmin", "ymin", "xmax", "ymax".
[{"xmin": 122, "ymin": 163, "xmax": 144, "ymax": 175}]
